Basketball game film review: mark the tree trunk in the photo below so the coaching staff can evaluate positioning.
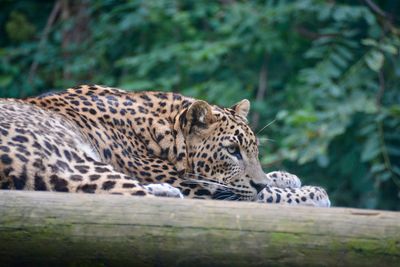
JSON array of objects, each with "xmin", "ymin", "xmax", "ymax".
[{"xmin": 0, "ymin": 190, "xmax": 399, "ymax": 267}]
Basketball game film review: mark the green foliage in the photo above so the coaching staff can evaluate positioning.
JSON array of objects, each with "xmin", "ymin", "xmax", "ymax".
[
  {"xmin": 5, "ymin": 11, "xmax": 36, "ymax": 42},
  {"xmin": 1, "ymin": 0, "xmax": 399, "ymax": 210}
]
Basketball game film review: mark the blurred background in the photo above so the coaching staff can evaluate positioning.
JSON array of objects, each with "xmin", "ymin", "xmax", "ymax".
[{"xmin": 0, "ymin": 0, "xmax": 399, "ymax": 210}]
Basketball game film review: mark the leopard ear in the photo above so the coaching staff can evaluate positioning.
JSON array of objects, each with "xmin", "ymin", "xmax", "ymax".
[
  {"xmin": 231, "ymin": 99, "xmax": 250, "ymax": 118},
  {"xmin": 184, "ymin": 100, "xmax": 216, "ymax": 135},
  {"xmin": 173, "ymin": 100, "xmax": 215, "ymax": 175}
]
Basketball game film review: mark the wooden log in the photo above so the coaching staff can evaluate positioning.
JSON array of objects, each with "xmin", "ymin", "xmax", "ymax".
[{"xmin": 0, "ymin": 190, "xmax": 399, "ymax": 267}]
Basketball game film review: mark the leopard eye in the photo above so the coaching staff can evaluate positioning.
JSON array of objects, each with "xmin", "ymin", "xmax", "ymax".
[{"xmin": 226, "ymin": 145, "xmax": 242, "ymax": 160}]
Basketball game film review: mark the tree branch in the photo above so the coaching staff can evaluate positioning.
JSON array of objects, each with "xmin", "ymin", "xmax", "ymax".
[
  {"xmin": 28, "ymin": 0, "xmax": 62, "ymax": 84},
  {"xmin": 251, "ymin": 54, "xmax": 268, "ymax": 129},
  {"xmin": 1, "ymin": 190, "xmax": 399, "ymax": 266},
  {"xmin": 362, "ymin": 0, "xmax": 400, "ymax": 36},
  {"xmin": 295, "ymin": 26, "xmax": 339, "ymax": 40},
  {"xmin": 376, "ymin": 70, "xmax": 385, "ymax": 109},
  {"xmin": 363, "ymin": 0, "xmax": 392, "ymax": 20}
]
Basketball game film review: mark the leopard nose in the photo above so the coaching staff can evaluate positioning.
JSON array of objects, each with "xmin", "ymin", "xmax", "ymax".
[{"xmin": 250, "ymin": 180, "xmax": 266, "ymax": 193}]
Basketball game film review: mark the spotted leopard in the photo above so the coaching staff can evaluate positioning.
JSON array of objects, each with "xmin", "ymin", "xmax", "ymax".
[{"xmin": 0, "ymin": 85, "xmax": 329, "ymax": 206}]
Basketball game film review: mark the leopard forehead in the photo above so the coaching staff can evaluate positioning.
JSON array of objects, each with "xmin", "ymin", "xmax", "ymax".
[{"xmin": 210, "ymin": 107, "xmax": 258, "ymax": 150}]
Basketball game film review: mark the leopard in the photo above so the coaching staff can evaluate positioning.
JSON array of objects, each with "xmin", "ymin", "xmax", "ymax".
[{"xmin": 0, "ymin": 85, "xmax": 330, "ymax": 207}]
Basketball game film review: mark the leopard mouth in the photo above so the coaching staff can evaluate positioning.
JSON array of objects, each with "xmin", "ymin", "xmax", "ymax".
[{"xmin": 250, "ymin": 180, "xmax": 266, "ymax": 193}]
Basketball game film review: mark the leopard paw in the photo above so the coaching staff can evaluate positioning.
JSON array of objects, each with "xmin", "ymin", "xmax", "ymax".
[
  {"xmin": 144, "ymin": 183, "xmax": 184, "ymax": 199},
  {"xmin": 298, "ymin": 186, "xmax": 331, "ymax": 207},
  {"xmin": 257, "ymin": 185, "xmax": 331, "ymax": 207},
  {"xmin": 265, "ymin": 171, "xmax": 302, "ymax": 188}
]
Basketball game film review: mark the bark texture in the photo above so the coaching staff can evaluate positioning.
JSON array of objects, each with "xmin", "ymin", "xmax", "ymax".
[{"xmin": 0, "ymin": 190, "xmax": 399, "ymax": 267}]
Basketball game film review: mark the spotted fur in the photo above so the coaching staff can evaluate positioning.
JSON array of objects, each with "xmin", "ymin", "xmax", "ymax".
[
  {"xmin": 258, "ymin": 171, "xmax": 330, "ymax": 207},
  {"xmin": 0, "ymin": 85, "xmax": 267, "ymax": 200},
  {"xmin": 0, "ymin": 85, "xmax": 330, "ymax": 206}
]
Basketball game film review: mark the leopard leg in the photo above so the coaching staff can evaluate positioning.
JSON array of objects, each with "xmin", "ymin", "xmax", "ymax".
[
  {"xmin": 257, "ymin": 185, "xmax": 331, "ymax": 207},
  {"xmin": 265, "ymin": 171, "xmax": 302, "ymax": 188},
  {"xmin": 1, "ymin": 144, "xmax": 184, "ymax": 198},
  {"xmin": 0, "ymin": 148, "xmax": 152, "ymax": 196}
]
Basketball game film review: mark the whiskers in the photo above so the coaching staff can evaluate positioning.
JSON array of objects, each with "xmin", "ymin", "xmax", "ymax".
[
  {"xmin": 183, "ymin": 173, "xmax": 228, "ymax": 188},
  {"xmin": 212, "ymin": 188, "xmax": 254, "ymax": 201},
  {"xmin": 183, "ymin": 173, "xmax": 233, "ymax": 189},
  {"xmin": 256, "ymin": 119, "xmax": 276, "ymax": 148},
  {"xmin": 183, "ymin": 172, "xmax": 252, "ymax": 201},
  {"xmin": 257, "ymin": 137, "xmax": 276, "ymax": 146},
  {"xmin": 256, "ymin": 119, "xmax": 276, "ymax": 135},
  {"xmin": 212, "ymin": 188, "xmax": 241, "ymax": 201}
]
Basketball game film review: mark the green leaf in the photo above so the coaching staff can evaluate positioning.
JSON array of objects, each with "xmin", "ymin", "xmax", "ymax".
[
  {"xmin": 380, "ymin": 44, "xmax": 397, "ymax": 55},
  {"xmin": 288, "ymin": 110, "xmax": 318, "ymax": 125},
  {"xmin": 377, "ymin": 171, "xmax": 391, "ymax": 182},
  {"xmin": 317, "ymin": 154, "xmax": 329, "ymax": 167},
  {"xmin": 0, "ymin": 75, "xmax": 13, "ymax": 87},
  {"xmin": 361, "ymin": 38, "xmax": 378, "ymax": 47},
  {"xmin": 388, "ymin": 105, "xmax": 400, "ymax": 117},
  {"xmin": 276, "ymin": 110, "xmax": 288, "ymax": 120},
  {"xmin": 370, "ymin": 163, "xmax": 385, "ymax": 174},
  {"xmin": 361, "ymin": 137, "xmax": 380, "ymax": 162},
  {"xmin": 365, "ymin": 50, "xmax": 384, "ymax": 72}
]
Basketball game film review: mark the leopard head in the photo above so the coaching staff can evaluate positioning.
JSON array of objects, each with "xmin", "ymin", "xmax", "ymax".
[{"xmin": 174, "ymin": 99, "xmax": 267, "ymax": 200}]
